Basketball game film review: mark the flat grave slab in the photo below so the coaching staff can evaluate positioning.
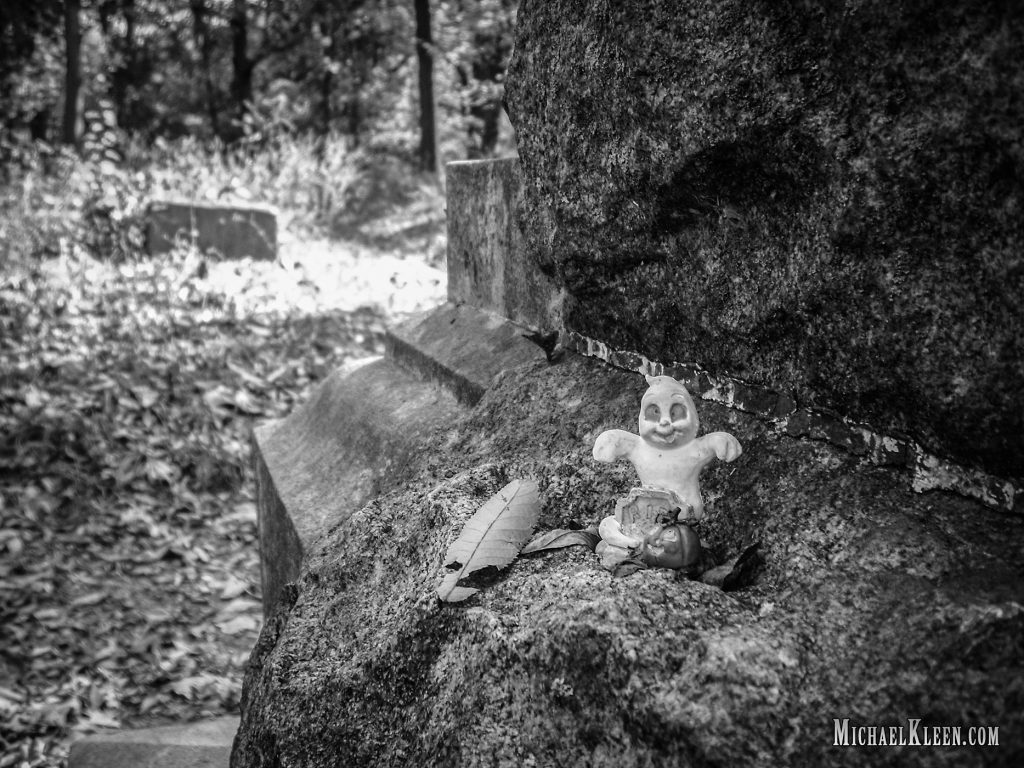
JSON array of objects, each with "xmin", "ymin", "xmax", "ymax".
[{"xmin": 68, "ymin": 716, "xmax": 238, "ymax": 768}]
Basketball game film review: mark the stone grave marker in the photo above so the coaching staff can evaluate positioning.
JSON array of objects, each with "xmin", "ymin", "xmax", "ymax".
[
  {"xmin": 145, "ymin": 201, "xmax": 277, "ymax": 261},
  {"xmin": 230, "ymin": 2, "xmax": 1024, "ymax": 765}
]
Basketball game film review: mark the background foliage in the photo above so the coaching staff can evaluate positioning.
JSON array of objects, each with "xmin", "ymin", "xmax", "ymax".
[
  {"xmin": 1, "ymin": 0, "xmax": 517, "ymax": 267},
  {"xmin": 1, "ymin": 1, "xmax": 512, "ymax": 765},
  {"xmin": 1, "ymin": 0, "xmax": 516, "ymax": 150}
]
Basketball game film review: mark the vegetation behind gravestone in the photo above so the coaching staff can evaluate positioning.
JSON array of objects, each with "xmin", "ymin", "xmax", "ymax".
[{"xmin": 0, "ymin": 128, "xmax": 448, "ymax": 269}]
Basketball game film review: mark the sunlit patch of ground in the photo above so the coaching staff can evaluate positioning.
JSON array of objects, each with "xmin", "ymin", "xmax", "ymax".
[{"xmin": 0, "ymin": 230, "xmax": 445, "ymax": 767}]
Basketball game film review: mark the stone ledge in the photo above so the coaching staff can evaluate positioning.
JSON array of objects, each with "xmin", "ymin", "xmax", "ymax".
[
  {"xmin": 563, "ymin": 329, "xmax": 1020, "ymax": 513},
  {"xmin": 256, "ymin": 304, "xmax": 550, "ymax": 618},
  {"xmin": 68, "ymin": 716, "xmax": 238, "ymax": 768},
  {"xmin": 253, "ymin": 355, "xmax": 465, "ymax": 618},
  {"xmin": 385, "ymin": 303, "xmax": 548, "ymax": 406}
]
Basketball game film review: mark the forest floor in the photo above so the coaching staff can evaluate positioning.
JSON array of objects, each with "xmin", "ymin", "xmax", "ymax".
[{"xmin": 0, "ymin": 214, "xmax": 446, "ymax": 766}]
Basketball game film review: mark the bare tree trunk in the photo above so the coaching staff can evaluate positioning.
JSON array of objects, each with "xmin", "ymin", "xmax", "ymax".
[
  {"xmin": 62, "ymin": 0, "xmax": 82, "ymax": 146},
  {"xmin": 190, "ymin": 0, "xmax": 221, "ymax": 136},
  {"xmin": 317, "ymin": 10, "xmax": 334, "ymax": 138},
  {"xmin": 231, "ymin": 0, "xmax": 254, "ymax": 132},
  {"xmin": 414, "ymin": 0, "xmax": 436, "ymax": 174},
  {"xmin": 111, "ymin": 0, "xmax": 137, "ymax": 131}
]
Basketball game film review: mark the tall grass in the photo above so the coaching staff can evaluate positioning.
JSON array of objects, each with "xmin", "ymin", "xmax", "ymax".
[
  {"xmin": 139, "ymin": 133, "xmax": 363, "ymax": 236},
  {"xmin": 0, "ymin": 131, "xmax": 440, "ymax": 268}
]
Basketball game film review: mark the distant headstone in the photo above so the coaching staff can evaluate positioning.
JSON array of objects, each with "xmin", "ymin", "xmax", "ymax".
[{"xmin": 146, "ymin": 201, "xmax": 277, "ymax": 261}]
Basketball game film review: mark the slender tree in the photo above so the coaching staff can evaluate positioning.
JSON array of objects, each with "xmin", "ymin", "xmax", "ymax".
[
  {"xmin": 414, "ymin": 0, "xmax": 437, "ymax": 173},
  {"xmin": 62, "ymin": 0, "xmax": 82, "ymax": 145},
  {"xmin": 231, "ymin": 0, "xmax": 255, "ymax": 130},
  {"xmin": 107, "ymin": 0, "xmax": 139, "ymax": 132},
  {"xmin": 190, "ymin": 0, "xmax": 221, "ymax": 136}
]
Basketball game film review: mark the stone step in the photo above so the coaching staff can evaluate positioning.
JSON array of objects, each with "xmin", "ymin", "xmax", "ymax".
[
  {"xmin": 256, "ymin": 302, "xmax": 548, "ymax": 618},
  {"xmin": 254, "ymin": 353, "xmax": 464, "ymax": 618},
  {"xmin": 385, "ymin": 302, "xmax": 546, "ymax": 405},
  {"xmin": 68, "ymin": 716, "xmax": 238, "ymax": 768}
]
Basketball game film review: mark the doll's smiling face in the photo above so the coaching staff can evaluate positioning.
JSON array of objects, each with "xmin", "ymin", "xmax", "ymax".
[{"xmin": 638, "ymin": 376, "xmax": 699, "ymax": 448}]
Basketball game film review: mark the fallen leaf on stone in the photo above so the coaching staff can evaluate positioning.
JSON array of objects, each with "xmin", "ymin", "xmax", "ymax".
[
  {"xmin": 437, "ymin": 479, "xmax": 540, "ymax": 603},
  {"xmin": 521, "ymin": 527, "xmax": 601, "ymax": 555}
]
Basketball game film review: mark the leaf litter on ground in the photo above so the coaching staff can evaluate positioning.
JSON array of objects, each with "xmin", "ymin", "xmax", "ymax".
[{"xmin": 0, "ymin": 228, "xmax": 445, "ymax": 766}]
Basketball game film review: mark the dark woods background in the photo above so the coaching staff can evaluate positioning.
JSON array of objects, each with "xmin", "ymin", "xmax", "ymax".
[
  {"xmin": 1, "ymin": 0, "xmax": 516, "ymax": 160},
  {"xmin": 0, "ymin": 0, "xmax": 517, "ymax": 261}
]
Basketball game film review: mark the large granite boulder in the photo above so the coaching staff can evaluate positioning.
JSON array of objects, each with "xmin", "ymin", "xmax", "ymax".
[
  {"xmin": 232, "ymin": 355, "xmax": 1024, "ymax": 767},
  {"xmin": 505, "ymin": 0, "xmax": 1024, "ymax": 479}
]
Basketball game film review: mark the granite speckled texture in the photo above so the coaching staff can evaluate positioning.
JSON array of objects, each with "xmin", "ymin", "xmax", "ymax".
[
  {"xmin": 231, "ymin": 355, "xmax": 1024, "ymax": 767},
  {"xmin": 504, "ymin": 0, "xmax": 1024, "ymax": 479},
  {"xmin": 252, "ymin": 357, "xmax": 464, "ymax": 618},
  {"xmin": 446, "ymin": 159, "xmax": 563, "ymax": 331}
]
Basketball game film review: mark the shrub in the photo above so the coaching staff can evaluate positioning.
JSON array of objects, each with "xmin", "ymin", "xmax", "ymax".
[{"xmin": 0, "ymin": 130, "xmax": 442, "ymax": 268}]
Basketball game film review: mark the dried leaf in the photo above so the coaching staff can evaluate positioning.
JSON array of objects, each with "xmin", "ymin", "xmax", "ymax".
[
  {"xmin": 218, "ymin": 575, "xmax": 251, "ymax": 600},
  {"xmin": 131, "ymin": 385, "xmax": 160, "ymax": 409},
  {"xmin": 216, "ymin": 615, "xmax": 260, "ymax": 636},
  {"xmin": 521, "ymin": 527, "xmax": 601, "ymax": 555},
  {"xmin": 219, "ymin": 596, "xmax": 262, "ymax": 616},
  {"xmin": 71, "ymin": 591, "xmax": 109, "ymax": 607},
  {"xmin": 612, "ymin": 558, "xmax": 649, "ymax": 578},
  {"xmin": 74, "ymin": 709, "xmax": 120, "ymax": 731},
  {"xmin": 437, "ymin": 479, "xmax": 540, "ymax": 603}
]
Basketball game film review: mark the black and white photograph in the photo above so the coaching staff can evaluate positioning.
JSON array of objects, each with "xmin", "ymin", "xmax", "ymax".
[{"xmin": 1, "ymin": 1, "xmax": 1021, "ymax": 766}]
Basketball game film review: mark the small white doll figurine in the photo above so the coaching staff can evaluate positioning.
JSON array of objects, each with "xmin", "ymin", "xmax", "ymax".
[{"xmin": 593, "ymin": 375, "xmax": 742, "ymax": 562}]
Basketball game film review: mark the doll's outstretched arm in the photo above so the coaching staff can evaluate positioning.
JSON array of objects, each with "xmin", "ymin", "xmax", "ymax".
[
  {"xmin": 593, "ymin": 429, "xmax": 639, "ymax": 464},
  {"xmin": 697, "ymin": 432, "xmax": 742, "ymax": 464}
]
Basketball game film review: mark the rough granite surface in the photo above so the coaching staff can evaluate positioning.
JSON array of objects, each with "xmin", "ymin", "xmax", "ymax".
[
  {"xmin": 231, "ymin": 354, "xmax": 1024, "ymax": 768},
  {"xmin": 504, "ymin": 0, "xmax": 1024, "ymax": 479}
]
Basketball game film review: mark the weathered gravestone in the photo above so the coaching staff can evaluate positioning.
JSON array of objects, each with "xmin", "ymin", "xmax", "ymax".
[
  {"xmin": 231, "ymin": 3, "xmax": 1024, "ymax": 766},
  {"xmin": 146, "ymin": 201, "xmax": 277, "ymax": 261},
  {"xmin": 445, "ymin": 158, "xmax": 563, "ymax": 331}
]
